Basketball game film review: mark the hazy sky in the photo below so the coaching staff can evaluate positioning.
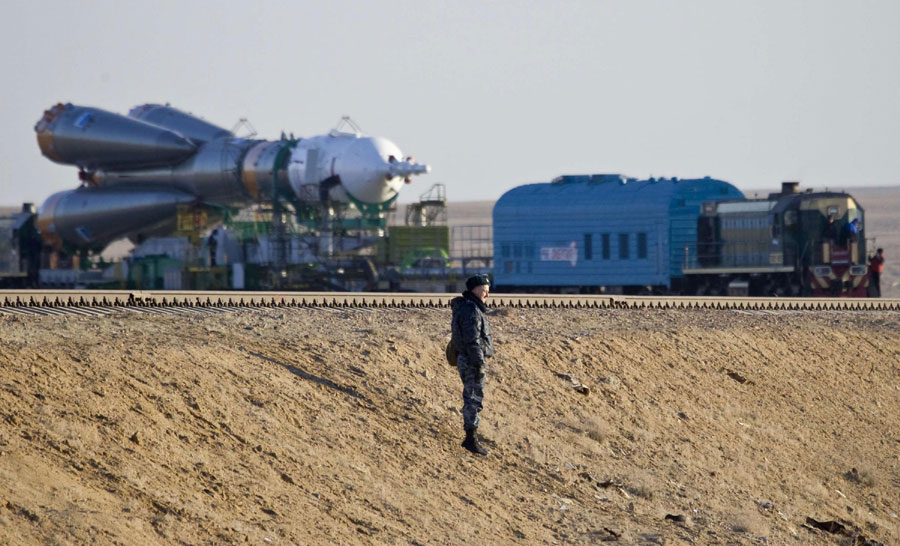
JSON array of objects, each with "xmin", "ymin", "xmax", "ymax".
[{"xmin": 2, "ymin": 0, "xmax": 899, "ymax": 207}]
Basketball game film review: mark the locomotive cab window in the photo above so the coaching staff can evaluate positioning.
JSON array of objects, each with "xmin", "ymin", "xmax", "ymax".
[{"xmin": 784, "ymin": 210, "xmax": 797, "ymax": 227}]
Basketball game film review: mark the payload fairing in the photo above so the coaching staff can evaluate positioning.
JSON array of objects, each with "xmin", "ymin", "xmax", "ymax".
[{"xmin": 34, "ymin": 103, "xmax": 430, "ymax": 250}]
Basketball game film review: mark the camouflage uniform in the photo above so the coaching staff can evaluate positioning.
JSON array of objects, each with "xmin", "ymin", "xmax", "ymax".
[{"xmin": 451, "ymin": 291, "xmax": 494, "ymax": 431}]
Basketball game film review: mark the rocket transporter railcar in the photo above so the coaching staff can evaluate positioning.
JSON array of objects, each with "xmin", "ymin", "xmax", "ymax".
[{"xmin": 492, "ymin": 174, "xmax": 745, "ymax": 293}]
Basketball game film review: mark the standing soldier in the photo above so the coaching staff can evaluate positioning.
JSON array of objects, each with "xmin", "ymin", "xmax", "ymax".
[
  {"xmin": 869, "ymin": 248, "xmax": 885, "ymax": 297},
  {"xmin": 450, "ymin": 274, "xmax": 494, "ymax": 456},
  {"xmin": 207, "ymin": 228, "xmax": 219, "ymax": 267}
]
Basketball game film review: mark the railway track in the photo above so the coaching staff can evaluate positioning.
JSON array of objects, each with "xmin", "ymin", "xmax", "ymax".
[{"xmin": 1, "ymin": 290, "xmax": 899, "ymax": 316}]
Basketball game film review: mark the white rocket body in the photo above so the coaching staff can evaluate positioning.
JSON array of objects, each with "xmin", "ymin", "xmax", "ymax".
[{"xmin": 34, "ymin": 103, "xmax": 430, "ymax": 250}]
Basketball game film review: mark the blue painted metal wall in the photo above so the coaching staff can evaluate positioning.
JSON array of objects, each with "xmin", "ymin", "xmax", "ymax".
[{"xmin": 492, "ymin": 174, "xmax": 744, "ymax": 288}]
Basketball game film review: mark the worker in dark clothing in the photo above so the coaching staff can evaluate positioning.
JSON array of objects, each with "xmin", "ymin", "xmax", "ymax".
[
  {"xmin": 450, "ymin": 274, "xmax": 494, "ymax": 456},
  {"xmin": 823, "ymin": 215, "xmax": 837, "ymax": 243},
  {"xmin": 869, "ymin": 248, "xmax": 885, "ymax": 297},
  {"xmin": 208, "ymin": 229, "xmax": 218, "ymax": 267}
]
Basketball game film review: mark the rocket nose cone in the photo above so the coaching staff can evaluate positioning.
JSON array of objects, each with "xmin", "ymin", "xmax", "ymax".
[{"xmin": 339, "ymin": 137, "xmax": 406, "ymax": 204}]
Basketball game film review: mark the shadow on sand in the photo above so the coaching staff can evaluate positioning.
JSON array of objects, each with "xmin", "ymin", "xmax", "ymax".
[{"xmin": 247, "ymin": 350, "xmax": 373, "ymax": 406}]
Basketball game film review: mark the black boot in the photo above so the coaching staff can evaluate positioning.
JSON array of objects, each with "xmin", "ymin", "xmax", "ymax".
[{"xmin": 461, "ymin": 429, "xmax": 489, "ymax": 456}]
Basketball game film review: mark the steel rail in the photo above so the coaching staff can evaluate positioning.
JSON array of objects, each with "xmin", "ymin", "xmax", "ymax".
[{"xmin": 1, "ymin": 290, "xmax": 899, "ymax": 313}]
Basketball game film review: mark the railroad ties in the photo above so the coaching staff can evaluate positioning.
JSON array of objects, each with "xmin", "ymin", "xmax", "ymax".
[{"xmin": 0, "ymin": 290, "xmax": 898, "ymax": 315}]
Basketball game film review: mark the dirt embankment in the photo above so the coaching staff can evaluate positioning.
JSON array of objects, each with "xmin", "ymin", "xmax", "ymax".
[{"xmin": 0, "ymin": 308, "xmax": 898, "ymax": 545}]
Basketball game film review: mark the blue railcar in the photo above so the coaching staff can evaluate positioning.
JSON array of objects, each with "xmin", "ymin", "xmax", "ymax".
[{"xmin": 492, "ymin": 174, "xmax": 744, "ymax": 293}]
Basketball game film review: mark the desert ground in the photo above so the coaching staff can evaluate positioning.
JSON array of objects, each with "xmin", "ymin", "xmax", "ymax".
[{"xmin": 0, "ymin": 306, "xmax": 898, "ymax": 545}]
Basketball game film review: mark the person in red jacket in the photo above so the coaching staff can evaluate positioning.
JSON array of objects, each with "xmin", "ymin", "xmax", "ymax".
[{"xmin": 868, "ymin": 248, "xmax": 884, "ymax": 297}]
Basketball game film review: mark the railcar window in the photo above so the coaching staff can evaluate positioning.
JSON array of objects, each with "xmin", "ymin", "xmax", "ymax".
[
  {"xmin": 638, "ymin": 233, "xmax": 647, "ymax": 259},
  {"xmin": 619, "ymin": 233, "xmax": 629, "ymax": 259},
  {"xmin": 602, "ymin": 234, "xmax": 610, "ymax": 259},
  {"xmin": 584, "ymin": 234, "xmax": 593, "ymax": 260},
  {"xmin": 502, "ymin": 244, "xmax": 510, "ymax": 258}
]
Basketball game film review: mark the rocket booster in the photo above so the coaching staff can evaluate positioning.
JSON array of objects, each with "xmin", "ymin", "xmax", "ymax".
[{"xmin": 34, "ymin": 103, "xmax": 430, "ymax": 250}]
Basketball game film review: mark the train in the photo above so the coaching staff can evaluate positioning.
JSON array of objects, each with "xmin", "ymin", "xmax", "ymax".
[
  {"xmin": 493, "ymin": 176, "xmax": 873, "ymax": 297},
  {"xmin": 5, "ymin": 167, "xmax": 875, "ymax": 297}
]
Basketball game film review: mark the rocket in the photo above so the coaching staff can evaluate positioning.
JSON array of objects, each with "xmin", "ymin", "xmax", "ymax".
[{"xmin": 34, "ymin": 103, "xmax": 430, "ymax": 250}]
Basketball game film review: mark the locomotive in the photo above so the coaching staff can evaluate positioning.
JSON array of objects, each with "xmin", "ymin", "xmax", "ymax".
[{"xmin": 681, "ymin": 182, "xmax": 868, "ymax": 297}]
